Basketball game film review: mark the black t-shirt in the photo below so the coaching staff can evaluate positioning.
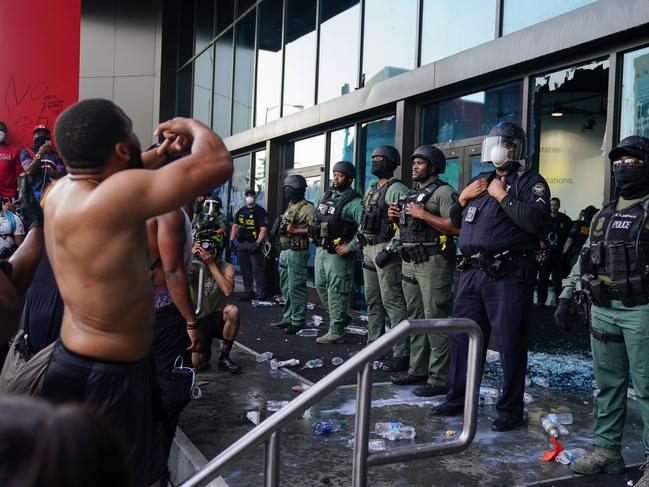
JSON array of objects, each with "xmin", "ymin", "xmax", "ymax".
[
  {"xmin": 541, "ymin": 212, "xmax": 572, "ymax": 251},
  {"xmin": 235, "ymin": 205, "xmax": 267, "ymax": 242}
]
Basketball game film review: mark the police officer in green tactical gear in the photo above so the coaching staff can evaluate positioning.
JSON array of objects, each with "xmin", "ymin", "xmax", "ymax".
[
  {"xmin": 310, "ymin": 160, "xmax": 363, "ymax": 344},
  {"xmin": 388, "ymin": 145, "xmax": 459, "ymax": 397},
  {"xmin": 555, "ymin": 135, "xmax": 649, "ymax": 482},
  {"xmin": 359, "ymin": 145, "xmax": 410, "ymax": 372},
  {"xmin": 270, "ymin": 175, "xmax": 315, "ymax": 334}
]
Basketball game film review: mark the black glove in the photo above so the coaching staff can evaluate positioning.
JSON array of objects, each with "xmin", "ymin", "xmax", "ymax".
[
  {"xmin": 249, "ymin": 242, "xmax": 261, "ymax": 254},
  {"xmin": 554, "ymin": 298, "xmax": 572, "ymax": 330},
  {"xmin": 374, "ymin": 249, "xmax": 394, "ymax": 269},
  {"xmin": 16, "ymin": 175, "xmax": 43, "ymax": 230}
]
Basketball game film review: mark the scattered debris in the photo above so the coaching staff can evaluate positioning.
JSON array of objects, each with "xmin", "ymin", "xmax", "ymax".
[
  {"xmin": 273, "ymin": 295, "xmax": 286, "ymax": 305},
  {"xmin": 313, "ymin": 419, "xmax": 347, "ymax": 436},
  {"xmin": 480, "ymin": 387, "xmax": 499, "ymax": 405},
  {"xmin": 348, "ymin": 438, "xmax": 386, "ymax": 451},
  {"xmin": 445, "ymin": 430, "xmax": 457, "ymax": 439},
  {"xmin": 372, "ymin": 361, "xmax": 384, "ymax": 370},
  {"xmin": 548, "ymin": 413, "xmax": 573, "ymax": 425},
  {"xmin": 359, "ymin": 315, "xmax": 369, "ymax": 322},
  {"xmin": 256, "ymin": 351, "xmax": 273, "ymax": 363},
  {"xmin": 291, "ymin": 384, "xmax": 304, "ymax": 393},
  {"xmin": 251, "ymin": 300, "xmax": 274, "ymax": 307},
  {"xmin": 532, "ymin": 376, "xmax": 550, "ymax": 388},
  {"xmin": 523, "ymin": 393, "xmax": 534, "ymax": 404},
  {"xmin": 296, "ymin": 328, "xmax": 319, "ymax": 337},
  {"xmin": 312, "ymin": 315, "xmax": 323, "ymax": 327},
  {"xmin": 266, "ymin": 400, "xmax": 290, "ymax": 412},
  {"xmin": 555, "ymin": 448, "xmax": 586, "ymax": 465},
  {"xmin": 628, "ymin": 387, "xmax": 637, "ymax": 400},
  {"xmin": 332, "ymin": 357, "xmax": 344, "ymax": 366},
  {"xmin": 375, "ymin": 422, "xmax": 416, "ymax": 441},
  {"xmin": 485, "ymin": 350, "xmax": 500, "ymax": 363},
  {"xmin": 270, "ymin": 358, "xmax": 300, "ymax": 370},
  {"xmin": 246, "ymin": 410, "xmax": 261, "ymax": 425},
  {"xmin": 541, "ymin": 437, "xmax": 564, "ymax": 461},
  {"xmin": 302, "ymin": 358, "xmax": 324, "ymax": 370},
  {"xmin": 345, "ymin": 325, "xmax": 368, "ymax": 336},
  {"xmin": 306, "ymin": 302, "xmax": 315, "ymax": 310}
]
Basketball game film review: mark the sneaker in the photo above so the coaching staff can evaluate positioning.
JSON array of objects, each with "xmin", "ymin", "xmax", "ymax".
[
  {"xmin": 491, "ymin": 415, "xmax": 524, "ymax": 432},
  {"xmin": 381, "ymin": 356, "xmax": 409, "ymax": 373},
  {"xmin": 390, "ymin": 373, "xmax": 427, "ymax": 385},
  {"xmin": 217, "ymin": 357, "xmax": 242, "ymax": 373},
  {"xmin": 412, "ymin": 383, "xmax": 448, "ymax": 397},
  {"xmin": 238, "ymin": 292, "xmax": 254, "ymax": 302},
  {"xmin": 270, "ymin": 321, "xmax": 290, "ymax": 330},
  {"xmin": 315, "ymin": 332, "xmax": 344, "ymax": 344},
  {"xmin": 284, "ymin": 323, "xmax": 305, "ymax": 335},
  {"xmin": 430, "ymin": 402, "xmax": 464, "ymax": 417},
  {"xmin": 570, "ymin": 446, "xmax": 625, "ymax": 475}
]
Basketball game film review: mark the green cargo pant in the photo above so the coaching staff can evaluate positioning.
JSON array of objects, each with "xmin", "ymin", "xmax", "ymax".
[
  {"xmin": 590, "ymin": 300, "xmax": 649, "ymax": 453},
  {"xmin": 315, "ymin": 247, "xmax": 354, "ymax": 335},
  {"xmin": 362, "ymin": 242, "xmax": 409, "ymax": 359},
  {"xmin": 401, "ymin": 253, "xmax": 452, "ymax": 387},
  {"xmin": 279, "ymin": 249, "xmax": 309, "ymax": 326}
]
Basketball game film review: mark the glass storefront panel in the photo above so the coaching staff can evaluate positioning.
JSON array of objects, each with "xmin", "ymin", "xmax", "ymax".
[
  {"xmin": 194, "ymin": 0, "xmax": 215, "ymax": 54},
  {"xmin": 503, "ymin": 0, "xmax": 597, "ymax": 35},
  {"xmin": 283, "ymin": 0, "xmax": 317, "ymax": 115},
  {"xmin": 285, "ymin": 134, "xmax": 326, "ymax": 169},
  {"xmin": 362, "ymin": 0, "xmax": 417, "ymax": 86},
  {"xmin": 531, "ymin": 59, "xmax": 609, "ymax": 220},
  {"xmin": 620, "ymin": 45, "xmax": 649, "ymax": 139},
  {"xmin": 237, "ymin": 0, "xmax": 256, "ymax": 17},
  {"xmin": 232, "ymin": 12, "xmax": 256, "ymax": 134},
  {"xmin": 420, "ymin": 81, "xmax": 522, "ymax": 144},
  {"xmin": 255, "ymin": 0, "xmax": 283, "ymax": 126},
  {"xmin": 317, "ymin": 0, "xmax": 360, "ymax": 103},
  {"xmin": 230, "ymin": 154, "xmax": 252, "ymax": 224},
  {"xmin": 444, "ymin": 156, "xmax": 461, "ymax": 190},
  {"xmin": 215, "ymin": 0, "xmax": 235, "ymax": 35},
  {"xmin": 178, "ymin": 1, "xmax": 195, "ymax": 64},
  {"xmin": 192, "ymin": 48, "xmax": 214, "ymax": 126},
  {"xmin": 176, "ymin": 65, "xmax": 193, "ymax": 118},
  {"xmin": 212, "ymin": 29, "xmax": 233, "ymax": 136},
  {"xmin": 254, "ymin": 149, "xmax": 267, "ymax": 204},
  {"xmin": 420, "ymin": 0, "xmax": 495, "ymax": 66},
  {"xmin": 359, "ymin": 116, "xmax": 396, "ymax": 192},
  {"xmin": 328, "ymin": 126, "xmax": 356, "ymax": 181}
]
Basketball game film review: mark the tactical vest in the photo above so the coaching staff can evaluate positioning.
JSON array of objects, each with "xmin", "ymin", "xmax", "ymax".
[
  {"xmin": 279, "ymin": 199, "xmax": 313, "ymax": 248},
  {"xmin": 237, "ymin": 207, "xmax": 259, "ymax": 242},
  {"xmin": 360, "ymin": 179, "xmax": 399, "ymax": 243},
  {"xmin": 309, "ymin": 189, "xmax": 361, "ymax": 245},
  {"xmin": 580, "ymin": 199, "xmax": 649, "ymax": 307},
  {"xmin": 399, "ymin": 179, "xmax": 448, "ymax": 244}
]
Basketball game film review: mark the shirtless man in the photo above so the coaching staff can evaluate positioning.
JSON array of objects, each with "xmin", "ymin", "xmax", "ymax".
[{"xmin": 39, "ymin": 98, "xmax": 232, "ymax": 486}]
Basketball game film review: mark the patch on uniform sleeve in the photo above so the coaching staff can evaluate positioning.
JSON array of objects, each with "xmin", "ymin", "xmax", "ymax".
[{"xmin": 532, "ymin": 183, "xmax": 546, "ymax": 196}]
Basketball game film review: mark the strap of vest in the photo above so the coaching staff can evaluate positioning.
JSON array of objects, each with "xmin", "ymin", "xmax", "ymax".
[
  {"xmin": 376, "ymin": 179, "xmax": 399, "ymax": 208},
  {"xmin": 288, "ymin": 199, "xmax": 311, "ymax": 224},
  {"xmin": 418, "ymin": 178, "xmax": 447, "ymax": 203}
]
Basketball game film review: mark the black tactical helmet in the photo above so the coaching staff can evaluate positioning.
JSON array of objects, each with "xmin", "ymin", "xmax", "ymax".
[
  {"xmin": 609, "ymin": 135, "xmax": 649, "ymax": 162},
  {"xmin": 283, "ymin": 174, "xmax": 307, "ymax": 189},
  {"xmin": 332, "ymin": 160, "xmax": 355, "ymax": 179},
  {"xmin": 371, "ymin": 145, "xmax": 401, "ymax": 167},
  {"xmin": 481, "ymin": 122, "xmax": 527, "ymax": 168},
  {"xmin": 412, "ymin": 145, "xmax": 446, "ymax": 174}
]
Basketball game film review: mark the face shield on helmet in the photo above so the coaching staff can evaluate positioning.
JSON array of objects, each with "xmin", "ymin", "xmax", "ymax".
[
  {"xmin": 480, "ymin": 136, "xmax": 524, "ymax": 169},
  {"xmin": 203, "ymin": 199, "xmax": 220, "ymax": 217}
]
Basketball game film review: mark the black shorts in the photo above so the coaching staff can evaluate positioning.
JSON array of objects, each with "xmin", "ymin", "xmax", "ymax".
[
  {"xmin": 40, "ymin": 340, "xmax": 166, "ymax": 486},
  {"xmin": 197, "ymin": 309, "xmax": 226, "ymax": 355}
]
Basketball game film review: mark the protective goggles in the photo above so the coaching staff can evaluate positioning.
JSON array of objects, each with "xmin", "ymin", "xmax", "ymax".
[{"xmin": 612, "ymin": 156, "xmax": 645, "ymax": 168}]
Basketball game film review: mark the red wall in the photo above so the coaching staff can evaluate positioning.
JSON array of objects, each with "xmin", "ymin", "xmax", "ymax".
[{"xmin": 0, "ymin": 0, "xmax": 81, "ymax": 150}]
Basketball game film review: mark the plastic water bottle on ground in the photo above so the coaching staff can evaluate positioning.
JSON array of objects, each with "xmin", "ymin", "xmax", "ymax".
[
  {"xmin": 555, "ymin": 448, "xmax": 587, "ymax": 465},
  {"xmin": 372, "ymin": 360, "xmax": 383, "ymax": 370},
  {"xmin": 256, "ymin": 352, "xmax": 273, "ymax": 362},
  {"xmin": 266, "ymin": 400, "xmax": 290, "ymax": 412},
  {"xmin": 345, "ymin": 325, "xmax": 368, "ymax": 335},
  {"xmin": 303, "ymin": 358, "xmax": 324, "ymax": 369},
  {"xmin": 480, "ymin": 387, "xmax": 499, "ymax": 405},
  {"xmin": 548, "ymin": 413, "xmax": 573, "ymax": 425},
  {"xmin": 525, "ymin": 376, "xmax": 532, "ymax": 387},
  {"xmin": 312, "ymin": 315, "xmax": 323, "ymax": 327},
  {"xmin": 540, "ymin": 415, "xmax": 559, "ymax": 438},
  {"xmin": 533, "ymin": 376, "xmax": 550, "ymax": 388},
  {"xmin": 485, "ymin": 350, "xmax": 500, "ymax": 363},
  {"xmin": 313, "ymin": 419, "xmax": 347, "ymax": 436},
  {"xmin": 251, "ymin": 300, "xmax": 273, "ymax": 307},
  {"xmin": 374, "ymin": 422, "xmax": 416, "ymax": 441},
  {"xmin": 523, "ymin": 393, "xmax": 534, "ymax": 405},
  {"xmin": 332, "ymin": 357, "xmax": 344, "ymax": 366},
  {"xmin": 296, "ymin": 328, "xmax": 318, "ymax": 337},
  {"xmin": 270, "ymin": 359, "xmax": 300, "ymax": 370}
]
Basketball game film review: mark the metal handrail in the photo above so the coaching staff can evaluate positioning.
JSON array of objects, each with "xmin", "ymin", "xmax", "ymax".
[{"xmin": 179, "ymin": 318, "xmax": 483, "ymax": 487}]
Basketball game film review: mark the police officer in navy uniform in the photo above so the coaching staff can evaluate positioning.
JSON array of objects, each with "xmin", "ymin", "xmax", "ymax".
[{"xmin": 431, "ymin": 122, "xmax": 550, "ymax": 432}]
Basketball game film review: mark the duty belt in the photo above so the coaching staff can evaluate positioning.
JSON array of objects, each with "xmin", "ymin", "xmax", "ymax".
[
  {"xmin": 401, "ymin": 244, "xmax": 442, "ymax": 264},
  {"xmin": 590, "ymin": 325, "xmax": 624, "ymax": 344},
  {"xmin": 280, "ymin": 237, "xmax": 309, "ymax": 251},
  {"xmin": 361, "ymin": 234, "xmax": 388, "ymax": 246},
  {"xmin": 457, "ymin": 250, "xmax": 534, "ymax": 279}
]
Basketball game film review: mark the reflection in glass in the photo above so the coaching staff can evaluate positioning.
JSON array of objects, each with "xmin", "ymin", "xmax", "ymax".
[
  {"xmin": 328, "ymin": 126, "xmax": 356, "ymax": 181},
  {"xmin": 620, "ymin": 46, "xmax": 649, "ymax": 139},
  {"xmin": 230, "ymin": 154, "xmax": 252, "ymax": 219},
  {"xmin": 283, "ymin": 0, "xmax": 317, "ymax": 115},
  {"xmin": 178, "ymin": 1, "xmax": 195, "ymax": 64},
  {"xmin": 304, "ymin": 175, "xmax": 322, "ymax": 206},
  {"xmin": 503, "ymin": 0, "xmax": 596, "ymax": 35},
  {"xmin": 237, "ymin": 0, "xmax": 255, "ymax": 17},
  {"xmin": 194, "ymin": 0, "xmax": 215, "ymax": 53},
  {"xmin": 362, "ymin": 0, "xmax": 417, "ymax": 86},
  {"xmin": 470, "ymin": 154, "xmax": 490, "ymax": 179},
  {"xmin": 254, "ymin": 150, "xmax": 267, "ymax": 204},
  {"xmin": 290, "ymin": 134, "xmax": 325, "ymax": 169},
  {"xmin": 420, "ymin": 81, "xmax": 522, "ymax": 144},
  {"xmin": 531, "ymin": 59, "xmax": 609, "ymax": 220},
  {"xmin": 255, "ymin": 0, "xmax": 283, "ymax": 126},
  {"xmin": 443, "ymin": 157, "xmax": 461, "ymax": 190},
  {"xmin": 176, "ymin": 66, "xmax": 193, "ymax": 117},
  {"xmin": 232, "ymin": 13, "xmax": 256, "ymax": 134},
  {"xmin": 215, "ymin": 0, "xmax": 234, "ymax": 35},
  {"xmin": 318, "ymin": 0, "xmax": 360, "ymax": 103},
  {"xmin": 192, "ymin": 48, "xmax": 214, "ymax": 126},
  {"xmin": 212, "ymin": 29, "xmax": 233, "ymax": 136},
  {"xmin": 421, "ymin": 0, "xmax": 495, "ymax": 65},
  {"xmin": 360, "ymin": 116, "xmax": 396, "ymax": 192}
]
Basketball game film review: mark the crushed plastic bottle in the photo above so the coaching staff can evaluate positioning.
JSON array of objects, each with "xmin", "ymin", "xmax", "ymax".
[
  {"xmin": 372, "ymin": 360, "xmax": 384, "ymax": 370},
  {"xmin": 548, "ymin": 413, "xmax": 573, "ymax": 425},
  {"xmin": 375, "ymin": 422, "xmax": 416, "ymax": 441},
  {"xmin": 270, "ymin": 358, "xmax": 300, "ymax": 370},
  {"xmin": 302, "ymin": 359, "xmax": 324, "ymax": 369},
  {"xmin": 296, "ymin": 328, "xmax": 319, "ymax": 337},
  {"xmin": 256, "ymin": 352, "xmax": 273, "ymax": 362},
  {"xmin": 251, "ymin": 300, "xmax": 274, "ymax": 307},
  {"xmin": 266, "ymin": 400, "xmax": 290, "ymax": 412},
  {"xmin": 331, "ymin": 357, "xmax": 344, "ymax": 366},
  {"xmin": 523, "ymin": 393, "xmax": 534, "ymax": 405},
  {"xmin": 485, "ymin": 350, "xmax": 500, "ymax": 363},
  {"xmin": 540, "ymin": 415, "xmax": 560, "ymax": 438},
  {"xmin": 312, "ymin": 315, "xmax": 323, "ymax": 327},
  {"xmin": 532, "ymin": 376, "xmax": 550, "ymax": 388},
  {"xmin": 555, "ymin": 448, "xmax": 587, "ymax": 465},
  {"xmin": 313, "ymin": 419, "xmax": 347, "ymax": 436},
  {"xmin": 480, "ymin": 387, "xmax": 499, "ymax": 405},
  {"xmin": 345, "ymin": 325, "xmax": 368, "ymax": 335}
]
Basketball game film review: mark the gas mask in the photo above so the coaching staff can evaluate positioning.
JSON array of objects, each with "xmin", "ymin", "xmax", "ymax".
[
  {"xmin": 370, "ymin": 159, "xmax": 394, "ymax": 178},
  {"xmin": 245, "ymin": 196, "xmax": 255, "ymax": 205},
  {"xmin": 203, "ymin": 199, "xmax": 220, "ymax": 217},
  {"xmin": 613, "ymin": 157, "xmax": 649, "ymax": 199},
  {"xmin": 0, "ymin": 131, "xmax": 6, "ymax": 144}
]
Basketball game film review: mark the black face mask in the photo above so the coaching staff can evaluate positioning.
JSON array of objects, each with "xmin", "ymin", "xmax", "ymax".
[
  {"xmin": 370, "ymin": 160, "xmax": 393, "ymax": 178},
  {"xmin": 283, "ymin": 186, "xmax": 304, "ymax": 203},
  {"xmin": 34, "ymin": 135, "xmax": 48, "ymax": 148},
  {"xmin": 127, "ymin": 143, "xmax": 144, "ymax": 170},
  {"xmin": 614, "ymin": 166, "xmax": 649, "ymax": 199}
]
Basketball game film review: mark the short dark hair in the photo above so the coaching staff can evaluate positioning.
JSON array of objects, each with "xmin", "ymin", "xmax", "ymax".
[
  {"xmin": 54, "ymin": 98, "xmax": 131, "ymax": 172},
  {"xmin": 0, "ymin": 121, "xmax": 7, "ymax": 131},
  {"xmin": 550, "ymin": 197, "xmax": 560, "ymax": 204}
]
